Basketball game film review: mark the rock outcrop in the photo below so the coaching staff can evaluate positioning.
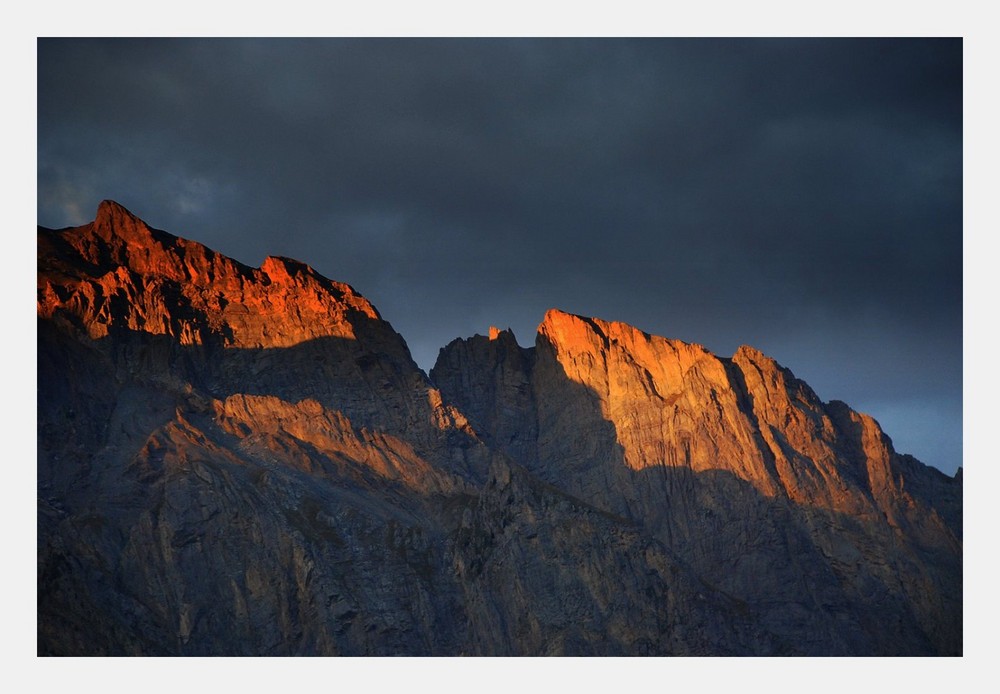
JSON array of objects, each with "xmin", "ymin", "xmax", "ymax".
[{"xmin": 38, "ymin": 202, "xmax": 961, "ymax": 655}]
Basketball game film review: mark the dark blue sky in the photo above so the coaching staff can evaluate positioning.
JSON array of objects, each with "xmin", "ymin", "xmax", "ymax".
[{"xmin": 37, "ymin": 38, "xmax": 963, "ymax": 474}]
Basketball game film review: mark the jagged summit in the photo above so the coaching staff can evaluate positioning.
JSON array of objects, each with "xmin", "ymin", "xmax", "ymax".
[
  {"xmin": 94, "ymin": 198, "xmax": 141, "ymax": 233},
  {"xmin": 38, "ymin": 202, "xmax": 961, "ymax": 656},
  {"xmin": 539, "ymin": 307, "xmax": 706, "ymax": 347},
  {"xmin": 39, "ymin": 201, "xmax": 384, "ymax": 347}
]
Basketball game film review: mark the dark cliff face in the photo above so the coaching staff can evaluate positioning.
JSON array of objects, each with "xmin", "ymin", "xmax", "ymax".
[{"xmin": 38, "ymin": 202, "xmax": 961, "ymax": 656}]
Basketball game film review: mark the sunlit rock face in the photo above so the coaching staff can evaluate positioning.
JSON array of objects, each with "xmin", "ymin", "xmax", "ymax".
[
  {"xmin": 38, "ymin": 200, "xmax": 381, "ymax": 346},
  {"xmin": 38, "ymin": 202, "xmax": 961, "ymax": 656}
]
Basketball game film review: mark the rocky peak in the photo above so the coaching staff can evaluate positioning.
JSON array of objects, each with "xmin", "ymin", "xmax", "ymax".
[
  {"xmin": 437, "ymin": 307, "xmax": 960, "ymax": 529},
  {"xmin": 38, "ymin": 201, "xmax": 490, "ymax": 481},
  {"xmin": 77, "ymin": 199, "xmax": 227, "ymax": 284},
  {"xmin": 92, "ymin": 199, "xmax": 148, "ymax": 241},
  {"xmin": 430, "ymin": 308, "xmax": 961, "ymax": 654},
  {"xmin": 39, "ymin": 201, "xmax": 384, "ymax": 348},
  {"xmin": 431, "ymin": 326, "xmax": 536, "ymax": 465}
]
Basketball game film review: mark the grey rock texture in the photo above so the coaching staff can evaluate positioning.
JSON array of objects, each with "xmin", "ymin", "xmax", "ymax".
[
  {"xmin": 38, "ymin": 202, "xmax": 961, "ymax": 656},
  {"xmin": 430, "ymin": 327, "xmax": 537, "ymax": 467}
]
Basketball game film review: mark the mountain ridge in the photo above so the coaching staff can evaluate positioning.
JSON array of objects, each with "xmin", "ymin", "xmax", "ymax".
[{"xmin": 37, "ymin": 201, "xmax": 961, "ymax": 655}]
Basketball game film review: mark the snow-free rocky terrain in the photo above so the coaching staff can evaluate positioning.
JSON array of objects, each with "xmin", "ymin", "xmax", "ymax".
[{"xmin": 38, "ymin": 201, "xmax": 962, "ymax": 655}]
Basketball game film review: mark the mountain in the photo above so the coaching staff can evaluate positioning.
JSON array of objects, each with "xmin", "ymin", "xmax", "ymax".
[{"xmin": 37, "ymin": 201, "xmax": 961, "ymax": 655}]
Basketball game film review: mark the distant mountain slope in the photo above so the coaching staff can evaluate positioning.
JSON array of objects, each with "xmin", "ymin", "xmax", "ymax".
[{"xmin": 38, "ymin": 201, "xmax": 961, "ymax": 655}]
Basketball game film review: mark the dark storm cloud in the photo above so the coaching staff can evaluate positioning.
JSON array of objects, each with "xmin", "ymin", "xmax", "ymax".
[{"xmin": 37, "ymin": 38, "xmax": 963, "ymax": 473}]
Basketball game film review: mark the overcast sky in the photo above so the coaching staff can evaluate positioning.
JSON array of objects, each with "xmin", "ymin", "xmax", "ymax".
[{"xmin": 37, "ymin": 38, "xmax": 962, "ymax": 474}]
